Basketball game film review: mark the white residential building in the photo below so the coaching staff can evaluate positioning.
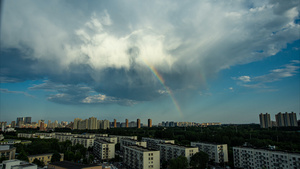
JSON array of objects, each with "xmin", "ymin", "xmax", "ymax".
[
  {"xmin": 110, "ymin": 135, "xmax": 138, "ymax": 143},
  {"xmin": 0, "ymin": 159, "xmax": 37, "ymax": 169},
  {"xmin": 142, "ymin": 137, "xmax": 175, "ymax": 150},
  {"xmin": 120, "ymin": 139, "xmax": 147, "ymax": 151},
  {"xmin": 93, "ymin": 139, "xmax": 115, "ymax": 160},
  {"xmin": 123, "ymin": 145, "xmax": 160, "ymax": 169},
  {"xmin": 96, "ymin": 136, "xmax": 118, "ymax": 144},
  {"xmin": 17, "ymin": 133, "xmax": 35, "ymax": 138},
  {"xmin": 191, "ymin": 142, "xmax": 228, "ymax": 163},
  {"xmin": 71, "ymin": 136, "xmax": 94, "ymax": 148},
  {"xmin": 158, "ymin": 143, "xmax": 198, "ymax": 163},
  {"xmin": 233, "ymin": 146, "xmax": 300, "ymax": 169},
  {"xmin": 52, "ymin": 133, "xmax": 73, "ymax": 142}
]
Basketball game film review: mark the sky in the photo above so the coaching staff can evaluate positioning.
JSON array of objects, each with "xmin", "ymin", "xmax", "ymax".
[{"xmin": 0, "ymin": 0, "xmax": 299, "ymax": 125}]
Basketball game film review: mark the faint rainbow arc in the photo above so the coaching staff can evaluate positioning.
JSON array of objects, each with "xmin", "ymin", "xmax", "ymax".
[{"xmin": 144, "ymin": 62, "xmax": 183, "ymax": 117}]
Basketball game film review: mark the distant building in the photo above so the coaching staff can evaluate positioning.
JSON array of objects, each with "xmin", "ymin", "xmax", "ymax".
[
  {"xmin": 125, "ymin": 119, "xmax": 129, "ymax": 128},
  {"xmin": 96, "ymin": 136, "xmax": 118, "ymax": 144},
  {"xmin": 10, "ymin": 121, "xmax": 16, "ymax": 128},
  {"xmin": 28, "ymin": 153, "xmax": 64, "ymax": 165},
  {"xmin": 233, "ymin": 146, "xmax": 300, "ymax": 169},
  {"xmin": 191, "ymin": 142, "xmax": 228, "ymax": 163},
  {"xmin": 39, "ymin": 120, "xmax": 45, "ymax": 131},
  {"xmin": 142, "ymin": 137, "xmax": 175, "ymax": 150},
  {"xmin": 88, "ymin": 117, "xmax": 97, "ymax": 130},
  {"xmin": 110, "ymin": 135, "xmax": 138, "ymax": 143},
  {"xmin": 123, "ymin": 145, "xmax": 160, "ymax": 169},
  {"xmin": 259, "ymin": 113, "xmax": 271, "ymax": 128},
  {"xmin": 276, "ymin": 112, "xmax": 298, "ymax": 127},
  {"xmin": 73, "ymin": 118, "xmax": 82, "ymax": 130},
  {"xmin": 158, "ymin": 143, "xmax": 198, "ymax": 163},
  {"xmin": 71, "ymin": 136, "xmax": 94, "ymax": 148},
  {"xmin": 0, "ymin": 159, "xmax": 37, "ymax": 169},
  {"xmin": 93, "ymin": 139, "xmax": 115, "ymax": 160},
  {"xmin": 24, "ymin": 117, "xmax": 31, "ymax": 124},
  {"xmin": 114, "ymin": 119, "xmax": 117, "ymax": 128},
  {"xmin": 137, "ymin": 119, "xmax": 141, "ymax": 128},
  {"xmin": 0, "ymin": 145, "xmax": 16, "ymax": 160},
  {"xmin": 148, "ymin": 119, "xmax": 152, "ymax": 128}
]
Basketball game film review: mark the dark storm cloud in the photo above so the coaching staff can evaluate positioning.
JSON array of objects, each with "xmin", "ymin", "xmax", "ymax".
[{"xmin": 1, "ymin": 0, "xmax": 299, "ymax": 105}]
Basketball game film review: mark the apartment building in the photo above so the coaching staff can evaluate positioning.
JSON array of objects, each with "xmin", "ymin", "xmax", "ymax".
[
  {"xmin": 191, "ymin": 142, "xmax": 228, "ymax": 163},
  {"xmin": 120, "ymin": 139, "xmax": 147, "ymax": 151},
  {"xmin": 28, "ymin": 153, "xmax": 64, "ymax": 165},
  {"xmin": 93, "ymin": 139, "xmax": 115, "ymax": 160},
  {"xmin": 123, "ymin": 145, "xmax": 160, "ymax": 169},
  {"xmin": 52, "ymin": 133, "xmax": 73, "ymax": 142},
  {"xmin": 71, "ymin": 136, "xmax": 94, "ymax": 148},
  {"xmin": 142, "ymin": 137, "xmax": 175, "ymax": 150},
  {"xmin": 110, "ymin": 135, "xmax": 138, "ymax": 143},
  {"xmin": 233, "ymin": 146, "xmax": 300, "ymax": 169},
  {"xmin": 17, "ymin": 133, "xmax": 35, "ymax": 138},
  {"xmin": 0, "ymin": 159, "xmax": 37, "ymax": 169},
  {"xmin": 0, "ymin": 145, "xmax": 16, "ymax": 160},
  {"xmin": 96, "ymin": 136, "xmax": 118, "ymax": 144},
  {"xmin": 158, "ymin": 143, "xmax": 198, "ymax": 163},
  {"xmin": 35, "ymin": 132, "xmax": 55, "ymax": 138}
]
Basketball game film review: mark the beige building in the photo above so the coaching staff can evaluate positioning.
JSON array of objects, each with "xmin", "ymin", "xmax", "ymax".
[
  {"xmin": 88, "ymin": 117, "xmax": 98, "ymax": 130},
  {"xmin": 73, "ymin": 118, "xmax": 82, "ymax": 130},
  {"xmin": 233, "ymin": 146, "xmax": 300, "ymax": 169},
  {"xmin": 28, "ymin": 153, "xmax": 64, "ymax": 165},
  {"xmin": 259, "ymin": 113, "xmax": 272, "ymax": 128},
  {"xmin": 158, "ymin": 143, "xmax": 198, "ymax": 163},
  {"xmin": 191, "ymin": 142, "xmax": 228, "ymax": 163},
  {"xmin": 93, "ymin": 139, "xmax": 115, "ymax": 160},
  {"xmin": 142, "ymin": 137, "xmax": 175, "ymax": 150},
  {"xmin": 123, "ymin": 145, "xmax": 160, "ymax": 169},
  {"xmin": 120, "ymin": 139, "xmax": 147, "ymax": 151},
  {"xmin": 276, "ymin": 112, "xmax": 298, "ymax": 127},
  {"xmin": 0, "ymin": 145, "xmax": 16, "ymax": 160}
]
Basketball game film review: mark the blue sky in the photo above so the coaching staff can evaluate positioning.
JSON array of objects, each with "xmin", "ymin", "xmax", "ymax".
[{"xmin": 0, "ymin": 0, "xmax": 299, "ymax": 125}]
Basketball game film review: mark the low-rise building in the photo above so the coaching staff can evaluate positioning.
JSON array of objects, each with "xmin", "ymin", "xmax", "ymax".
[
  {"xmin": 142, "ymin": 137, "xmax": 175, "ymax": 150},
  {"xmin": 120, "ymin": 139, "xmax": 147, "ymax": 152},
  {"xmin": 0, "ymin": 134, "xmax": 4, "ymax": 141},
  {"xmin": 0, "ymin": 145, "xmax": 16, "ymax": 160},
  {"xmin": 191, "ymin": 142, "xmax": 228, "ymax": 163},
  {"xmin": 35, "ymin": 132, "xmax": 55, "ymax": 138},
  {"xmin": 123, "ymin": 145, "xmax": 160, "ymax": 169},
  {"xmin": 0, "ymin": 139, "xmax": 21, "ymax": 145},
  {"xmin": 233, "ymin": 146, "xmax": 300, "ymax": 169},
  {"xmin": 28, "ymin": 153, "xmax": 64, "ymax": 166},
  {"xmin": 0, "ymin": 159, "xmax": 37, "ymax": 169},
  {"xmin": 158, "ymin": 143, "xmax": 198, "ymax": 163},
  {"xmin": 53, "ymin": 133, "xmax": 73, "ymax": 142},
  {"xmin": 48, "ymin": 161, "xmax": 102, "ymax": 169},
  {"xmin": 17, "ymin": 133, "xmax": 35, "ymax": 138},
  {"xmin": 93, "ymin": 139, "xmax": 115, "ymax": 160}
]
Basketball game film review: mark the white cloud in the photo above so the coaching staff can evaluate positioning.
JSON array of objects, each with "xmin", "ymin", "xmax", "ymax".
[
  {"xmin": 237, "ymin": 76, "xmax": 251, "ymax": 82},
  {"xmin": 0, "ymin": 88, "xmax": 34, "ymax": 97}
]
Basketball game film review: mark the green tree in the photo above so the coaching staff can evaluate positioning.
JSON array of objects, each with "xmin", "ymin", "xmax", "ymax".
[
  {"xmin": 51, "ymin": 152, "xmax": 61, "ymax": 162},
  {"xmin": 169, "ymin": 156, "xmax": 188, "ymax": 169},
  {"xmin": 0, "ymin": 155, "xmax": 8, "ymax": 163},
  {"xmin": 190, "ymin": 151, "xmax": 209, "ymax": 169},
  {"xmin": 17, "ymin": 150, "xmax": 29, "ymax": 162},
  {"xmin": 88, "ymin": 154, "xmax": 94, "ymax": 163},
  {"xmin": 32, "ymin": 158, "xmax": 45, "ymax": 167}
]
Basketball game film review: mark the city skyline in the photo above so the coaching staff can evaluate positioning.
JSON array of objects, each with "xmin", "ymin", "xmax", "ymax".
[{"xmin": 1, "ymin": 1, "xmax": 300, "ymax": 124}]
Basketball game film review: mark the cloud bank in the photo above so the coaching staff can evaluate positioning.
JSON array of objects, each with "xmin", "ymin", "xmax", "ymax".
[{"xmin": 1, "ymin": 0, "xmax": 299, "ymax": 104}]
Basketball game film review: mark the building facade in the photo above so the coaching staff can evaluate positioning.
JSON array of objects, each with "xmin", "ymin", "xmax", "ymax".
[
  {"xmin": 233, "ymin": 146, "xmax": 300, "ymax": 169},
  {"xmin": 28, "ymin": 153, "xmax": 64, "ymax": 165},
  {"xmin": 276, "ymin": 112, "xmax": 298, "ymax": 127},
  {"xmin": 93, "ymin": 139, "xmax": 115, "ymax": 160},
  {"xmin": 158, "ymin": 143, "xmax": 198, "ymax": 163},
  {"xmin": 142, "ymin": 137, "xmax": 175, "ymax": 150},
  {"xmin": 0, "ymin": 145, "xmax": 16, "ymax": 160},
  {"xmin": 191, "ymin": 142, "xmax": 228, "ymax": 163},
  {"xmin": 259, "ymin": 113, "xmax": 271, "ymax": 128},
  {"xmin": 123, "ymin": 145, "xmax": 160, "ymax": 169},
  {"xmin": 148, "ymin": 119, "xmax": 152, "ymax": 128},
  {"xmin": 120, "ymin": 139, "xmax": 147, "ymax": 152}
]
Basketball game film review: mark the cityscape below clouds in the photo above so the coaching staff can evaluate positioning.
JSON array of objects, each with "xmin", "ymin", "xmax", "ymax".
[{"xmin": 1, "ymin": 0, "xmax": 300, "ymax": 124}]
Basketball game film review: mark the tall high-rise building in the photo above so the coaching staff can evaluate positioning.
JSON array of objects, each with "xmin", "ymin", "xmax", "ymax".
[
  {"xmin": 73, "ymin": 118, "xmax": 82, "ymax": 130},
  {"xmin": 276, "ymin": 112, "xmax": 298, "ymax": 127},
  {"xmin": 16, "ymin": 117, "xmax": 24, "ymax": 127},
  {"xmin": 137, "ymin": 119, "xmax": 141, "ymax": 128},
  {"xmin": 11, "ymin": 121, "xmax": 16, "ymax": 128},
  {"xmin": 40, "ymin": 120, "xmax": 45, "ymax": 131},
  {"xmin": 48, "ymin": 120, "xmax": 52, "ymax": 128},
  {"xmin": 114, "ymin": 119, "xmax": 117, "ymax": 128},
  {"xmin": 148, "ymin": 119, "xmax": 152, "ymax": 128},
  {"xmin": 125, "ymin": 119, "xmax": 129, "ymax": 128},
  {"xmin": 24, "ymin": 117, "xmax": 31, "ymax": 124},
  {"xmin": 259, "ymin": 113, "xmax": 271, "ymax": 128},
  {"xmin": 88, "ymin": 117, "xmax": 97, "ymax": 130}
]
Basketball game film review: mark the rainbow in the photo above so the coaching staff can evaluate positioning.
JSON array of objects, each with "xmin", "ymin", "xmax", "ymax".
[{"xmin": 144, "ymin": 61, "xmax": 183, "ymax": 117}]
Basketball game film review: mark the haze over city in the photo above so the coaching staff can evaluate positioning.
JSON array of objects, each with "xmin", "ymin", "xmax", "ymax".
[{"xmin": 0, "ymin": 0, "xmax": 299, "ymax": 124}]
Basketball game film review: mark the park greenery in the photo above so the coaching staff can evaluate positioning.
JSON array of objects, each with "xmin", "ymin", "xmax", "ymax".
[{"xmin": 2, "ymin": 124, "xmax": 300, "ymax": 168}]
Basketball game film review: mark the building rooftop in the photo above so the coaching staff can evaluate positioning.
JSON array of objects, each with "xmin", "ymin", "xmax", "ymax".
[
  {"xmin": 142, "ymin": 137, "xmax": 174, "ymax": 141},
  {"xmin": 28, "ymin": 153, "xmax": 63, "ymax": 157},
  {"xmin": 50, "ymin": 161, "xmax": 101, "ymax": 169},
  {"xmin": 191, "ymin": 141, "xmax": 227, "ymax": 146},
  {"xmin": 127, "ymin": 145, "xmax": 159, "ymax": 152},
  {"xmin": 233, "ymin": 146, "xmax": 300, "ymax": 155},
  {"xmin": 95, "ymin": 139, "xmax": 114, "ymax": 144},
  {"xmin": 159, "ymin": 143, "xmax": 198, "ymax": 149}
]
